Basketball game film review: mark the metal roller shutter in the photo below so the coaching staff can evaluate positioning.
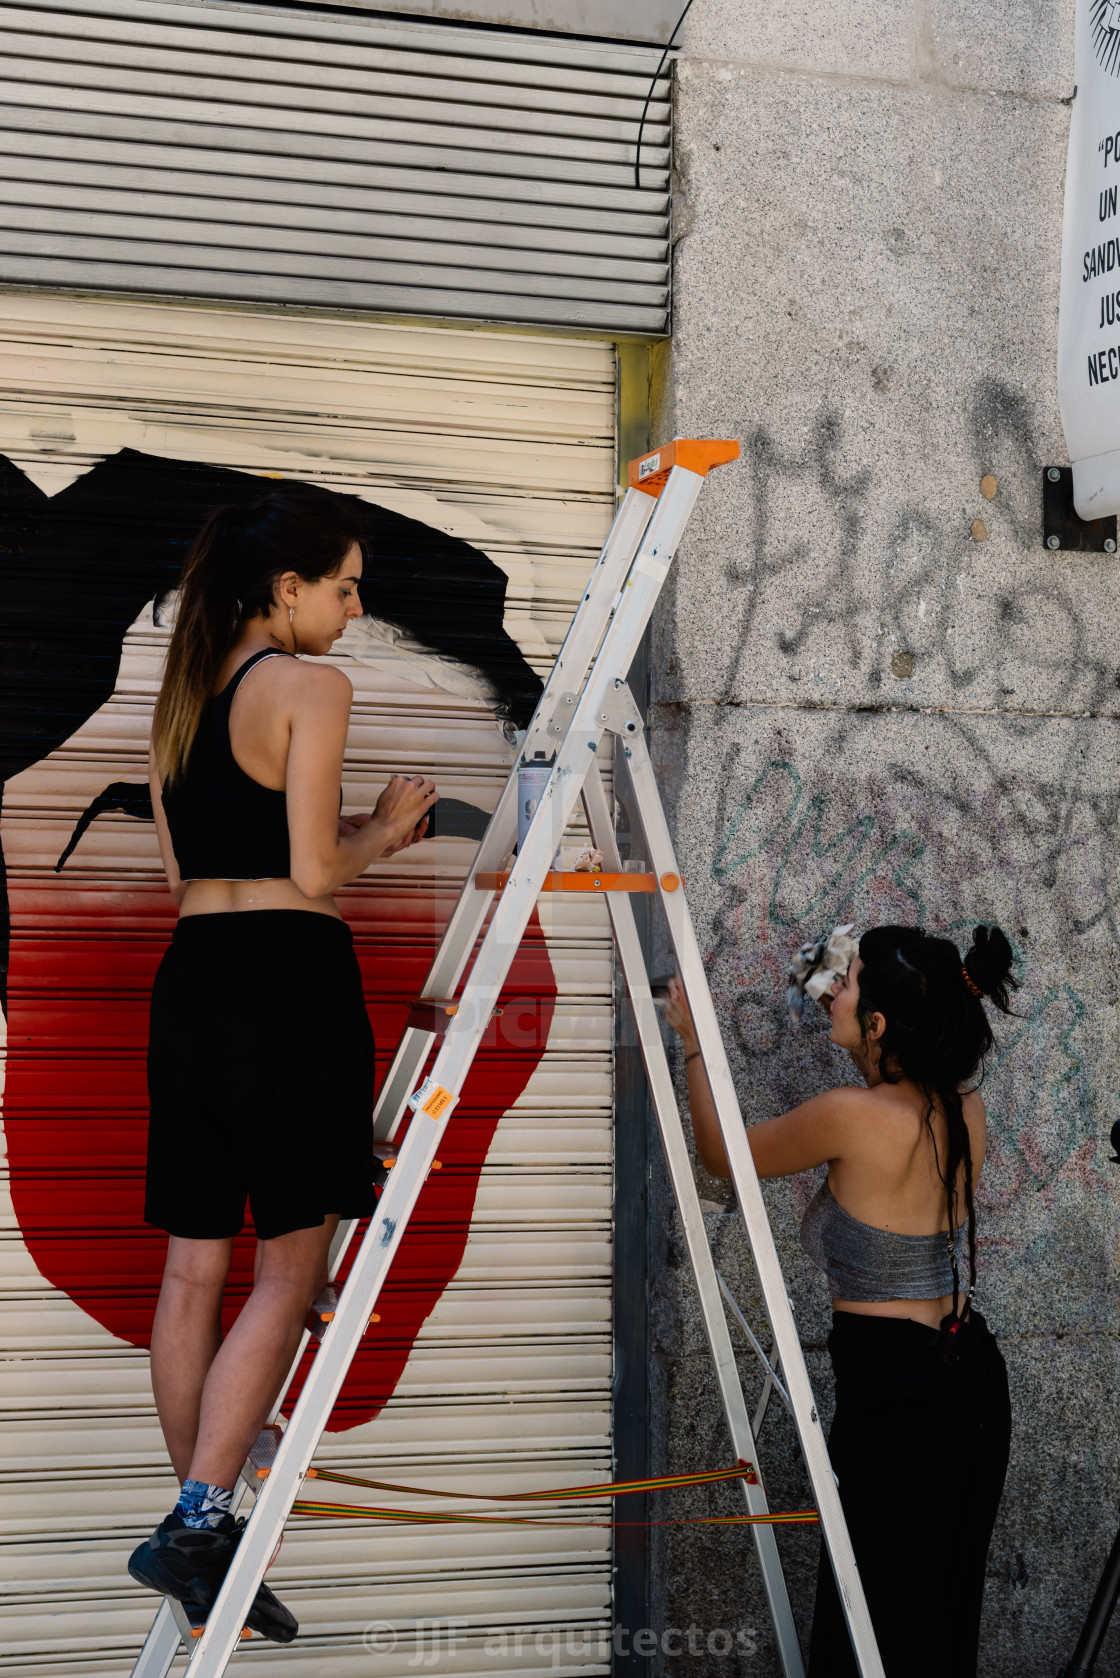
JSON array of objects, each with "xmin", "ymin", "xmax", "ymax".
[
  {"xmin": 0, "ymin": 291, "xmax": 618, "ymax": 1673},
  {"xmin": 0, "ymin": 0, "xmax": 670, "ymax": 335}
]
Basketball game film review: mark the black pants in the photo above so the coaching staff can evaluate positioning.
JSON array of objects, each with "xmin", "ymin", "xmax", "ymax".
[{"xmin": 808, "ymin": 1310, "xmax": 1011, "ymax": 1678}]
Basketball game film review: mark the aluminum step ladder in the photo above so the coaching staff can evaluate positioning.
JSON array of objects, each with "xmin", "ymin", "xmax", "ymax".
[{"xmin": 131, "ymin": 438, "xmax": 884, "ymax": 1678}]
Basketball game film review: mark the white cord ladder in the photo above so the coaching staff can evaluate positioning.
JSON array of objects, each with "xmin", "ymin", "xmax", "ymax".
[{"xmin": 130, "ymin": 438, "xmax": 884, "ymax": 1678}]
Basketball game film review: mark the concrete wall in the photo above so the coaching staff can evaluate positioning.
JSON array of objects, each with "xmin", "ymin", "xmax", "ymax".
[{"xmin": 648, "ymin": 3, "xmax": 1120, "ymax": 1673}]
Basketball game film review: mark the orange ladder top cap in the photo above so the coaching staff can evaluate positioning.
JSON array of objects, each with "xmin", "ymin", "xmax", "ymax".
[{"xmin": 628, "ymin": 438, "xmax": 740, "ymax": 496}]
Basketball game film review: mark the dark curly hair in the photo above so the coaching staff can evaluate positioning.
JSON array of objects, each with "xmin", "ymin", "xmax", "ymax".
[{"xmin": 855, "ymin": 924, "xmax": 1017, "ymax": 1323}]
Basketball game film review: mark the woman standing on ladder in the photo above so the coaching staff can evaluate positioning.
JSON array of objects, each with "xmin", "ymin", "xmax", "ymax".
[
  {"xmin": 666, "ymin": 924, "xmax": 1014, "ymax": 1677},
  {"xmin": 128, "ymin": 483, "xmax": 438, "ymax": 1641}
]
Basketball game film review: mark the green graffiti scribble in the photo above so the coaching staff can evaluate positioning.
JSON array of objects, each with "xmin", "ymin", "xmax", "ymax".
[
  {"xmin": 890, "ymin": 833, "xmax": 927, "ymax": 920},
  {"xmin": 986, "ymin": 982, "xmax": 1094, "ymax": 1189},
  {"xmin": 710, "ymin": 757, "xmax": 926, "ymax": 926},
  {"xmin": 772, "ymin": 801, "xmax": 926, "ymax": 928},
  {"xmin": 771, "ymin": 792, "xmax": 872, "ymax": 924},
  {"xmin": 713, "ymin": 760, "xmax": 801, "ymax": 880}
]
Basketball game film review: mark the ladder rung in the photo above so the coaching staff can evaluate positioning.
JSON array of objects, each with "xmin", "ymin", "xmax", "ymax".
[
  {"xmin": 191, "ymin": 1627, "xmax": 252, "ymax": 1640},
  {"xmin": 305, "ymin": 1287, "xmax": 339, "ymax": 1343},
  {"xmin": 247, "ymin": 1423, "xmax": 284, "ymax": 1479},
  {"xmin": 405, "ymin": 998, "xmax": 458, "ymax": 1031},
  {"xmin": 405, "ymin": 999, "xmax": 503, "ymax": 1035},
  {"xmin": 476, "ymin": 870, "xmax": 670, "ymax": 894},
  {"xmin": 304, "ymin": 1287, "xmax": 381, "ymax": 1348}
]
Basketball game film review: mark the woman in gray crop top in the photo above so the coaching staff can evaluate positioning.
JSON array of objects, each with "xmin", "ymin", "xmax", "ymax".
[{"xmin": 666, "ymin": 924, "xmax": 1016, "ymax": 1678}]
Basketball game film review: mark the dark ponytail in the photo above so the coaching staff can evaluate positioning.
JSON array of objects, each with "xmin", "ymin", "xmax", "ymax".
[
  {"xmin": 962, "ymin": 924, "xmax": 1016, "ymax": 1013},
  {"xmin": 855, "ymin": 924, "xmax": 1016, "ymax": 1328},
  {"xmin": 153, "ymin": 482, "xmax": 363, "ymax": 781}
]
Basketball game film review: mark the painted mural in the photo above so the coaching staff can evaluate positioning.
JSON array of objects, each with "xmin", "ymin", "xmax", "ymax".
[{"xmin": 0, "ymin": 447, "xmax": 557, "ymax": 1433}]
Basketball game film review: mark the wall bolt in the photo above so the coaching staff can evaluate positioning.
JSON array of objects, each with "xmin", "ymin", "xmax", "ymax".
[
  {"xmin": 1047, "ymin": 534, "xmax": 1061, "ymax": 550},
  {"xmin": 1107, "ymin": 539, "xmax": 1118, "ymax": 553},
  {"xmin": 1048, "ymin": 467, "xmax": 1061, "ymax": 482}
]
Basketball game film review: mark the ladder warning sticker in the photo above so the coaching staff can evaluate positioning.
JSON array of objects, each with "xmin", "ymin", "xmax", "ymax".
[
  {"xmin": 422, "ymin": 1084, "xmax": 455, "ymax": 1118},
  {"xmin": 637, "ymin": 452, "xmax": 661, "ymax": 480},
  {"xmin": 408, "ymin": 1076, "xmax": 457, "ymax": 1119},
  {"xmin": 633, "ymin": 553, "xmax": 670, "ymax": 582}
]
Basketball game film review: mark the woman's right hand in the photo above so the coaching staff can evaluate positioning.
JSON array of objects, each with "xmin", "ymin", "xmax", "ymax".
[
  {"xmin": 372, "ymin": 774, "xmax": 438, "ymax": 855},
  {"xmin": 664, "ymin": 975, "xmax": 700, "ymax": 1053}
]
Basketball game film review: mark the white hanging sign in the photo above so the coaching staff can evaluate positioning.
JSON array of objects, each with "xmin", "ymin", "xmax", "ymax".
[{"xmin": 1058, "ymin": 0, "xmax": 1120, "ymax": 519}]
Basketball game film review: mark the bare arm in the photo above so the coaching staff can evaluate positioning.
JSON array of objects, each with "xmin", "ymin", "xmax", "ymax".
[
  {"xmin": 149, "ymin": 743, "xmax": 186, "ymax": 905},
  {"xmin": 663, "ymin": 976, "xmax": 852, "ymax": 1180},
  {"xmin": 285, "ymin": 665, "xmax": 437, "ymax": 899}
]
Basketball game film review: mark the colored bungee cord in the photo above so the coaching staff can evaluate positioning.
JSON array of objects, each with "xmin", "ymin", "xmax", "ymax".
[
  {"xmin": 291, "ymin": 1500, "xmax": 819, "ymax": 1530},
  {"xmin": 284, "ymin": 1461, "xmax": 819, "ymax": 1529}
]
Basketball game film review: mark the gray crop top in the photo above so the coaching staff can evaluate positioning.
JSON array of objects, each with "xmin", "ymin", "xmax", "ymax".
[{"xmin": 799, "ymin": 1180, "xmax": 965, "ymax": 1303}]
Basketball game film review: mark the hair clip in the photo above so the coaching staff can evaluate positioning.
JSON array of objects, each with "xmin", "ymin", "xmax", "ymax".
[
  {"xmin": 961, "ymin": 965, "xmax": 983, "ymax": 999},
  {"xmin": 787, "ymin": 923, "xmax": 858, "ymax": 1028}
]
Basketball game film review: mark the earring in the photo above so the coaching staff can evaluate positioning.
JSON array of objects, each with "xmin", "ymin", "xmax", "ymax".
[{"xmin": 289, "ymin": 607, "xmax": 294, "ymax": 624}]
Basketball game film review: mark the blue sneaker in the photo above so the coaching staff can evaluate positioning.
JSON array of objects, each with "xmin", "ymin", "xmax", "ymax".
[{"xmin": 128, "ymin": 1512, "xmax": 298, "ymax": 1644}]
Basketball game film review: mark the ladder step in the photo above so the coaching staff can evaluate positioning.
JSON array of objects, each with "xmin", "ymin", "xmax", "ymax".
[
  {"xmin": 247, "ymin": 1423, "xmax": 284, "ymax": 1479},
  {"xmin": 247, "ymin": 1422, "xmax": 340, "ymax": 1488},
  {"xmin": 306, "ymin": 1286, "xmax": 338, "ymax": 1341},
  {"xmin": 405, "ymin": 998, "xmax": 457, "ymax": 1031},
  {"xmin": 191, "ymin": 1627, "xmax": 253, "ymax": 1641},
  {"xmin": 476, "ymin": 870, "xmax": 676, "ymax": 894},
  {"xmin": 304, "ymin": 1287, "xmax": 381, "ymax": 1347},
  {"xmin": 405, "ymin": 998, "xmax": 503, "ymax": 1035}
]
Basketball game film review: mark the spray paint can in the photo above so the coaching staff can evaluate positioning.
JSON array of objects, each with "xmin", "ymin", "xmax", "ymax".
[{"xmin": 518, "ymin": 760, "xmax": 562, "ymax": 868}]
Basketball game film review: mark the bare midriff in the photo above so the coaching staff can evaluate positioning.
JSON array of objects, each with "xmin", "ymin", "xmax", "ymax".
[
  {"xmin": 832, "ymin": 1294, "xmax": 953, "ymax": 1329},
  {"xmin": 178, "ymin": 878, "xmax": 342, "ymax": 919}
]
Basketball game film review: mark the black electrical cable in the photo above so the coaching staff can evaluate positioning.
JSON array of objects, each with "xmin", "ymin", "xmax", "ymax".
[{"xmin": 634, "ymin": 0, "xmax": 695, "ymax": 191}]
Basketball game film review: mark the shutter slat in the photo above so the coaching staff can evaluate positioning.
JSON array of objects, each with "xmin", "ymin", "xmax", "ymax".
[
  {"xmin": 0, "ymin": 0, "xmax": 671, "ymax": 330},
  {"xmin": 0, "ymin": 255, "xmax": 667, "ymax": 332},
  {"xmin": 0, "ymin": 80, "xmax": 670, "ymax": 179},
  {"xmin": 6, "ymin": 0, "xmax": 662, "ymax": 83},
  {"xmin": 0, "ymin": 200, "xmax": 668, "ymax": 286},
  {"xmin": 4, "ymin": 31, "xmax": 671, "ymax": 132},
  {"xmin": 0, "ymin": 115, "xmax": 669, "ymax": 221},
  {"xmin": 0, "ymin": 171, "xmax": 665, "ymax": 258},
  {"xmin": 0, "ymin": 67, "xmax": 670, "ymax": 163}
]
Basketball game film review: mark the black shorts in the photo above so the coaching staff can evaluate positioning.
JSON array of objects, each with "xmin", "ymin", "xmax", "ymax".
[{"xmin": 145, "ymin": 910, "xmax": 377, "ymax": 1241}]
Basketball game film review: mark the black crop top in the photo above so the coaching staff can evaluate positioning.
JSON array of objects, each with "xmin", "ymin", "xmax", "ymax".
[{"xmin": 162, "ymin": 650, "xmax": 292, "ymax": 882}]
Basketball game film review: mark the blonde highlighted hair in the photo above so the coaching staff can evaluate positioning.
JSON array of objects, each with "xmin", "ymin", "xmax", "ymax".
[{"xmin": 153, "ymin": 482, "xmax": 363, "ymax": 782}]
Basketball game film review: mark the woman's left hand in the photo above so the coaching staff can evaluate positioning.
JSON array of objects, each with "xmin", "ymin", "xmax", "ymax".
[
  {"xmin": 382, "ymin": 815, "xmax": 428, "ymax": 855},
  {"xmin": 339, "ymin": 806, "xmax": 429, "ymax": 854}
]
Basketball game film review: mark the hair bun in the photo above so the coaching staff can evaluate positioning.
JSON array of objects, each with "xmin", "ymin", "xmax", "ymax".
[{"xmin": 962, "ymin": 924, "xmax": 1016, "ymax": 1013}]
